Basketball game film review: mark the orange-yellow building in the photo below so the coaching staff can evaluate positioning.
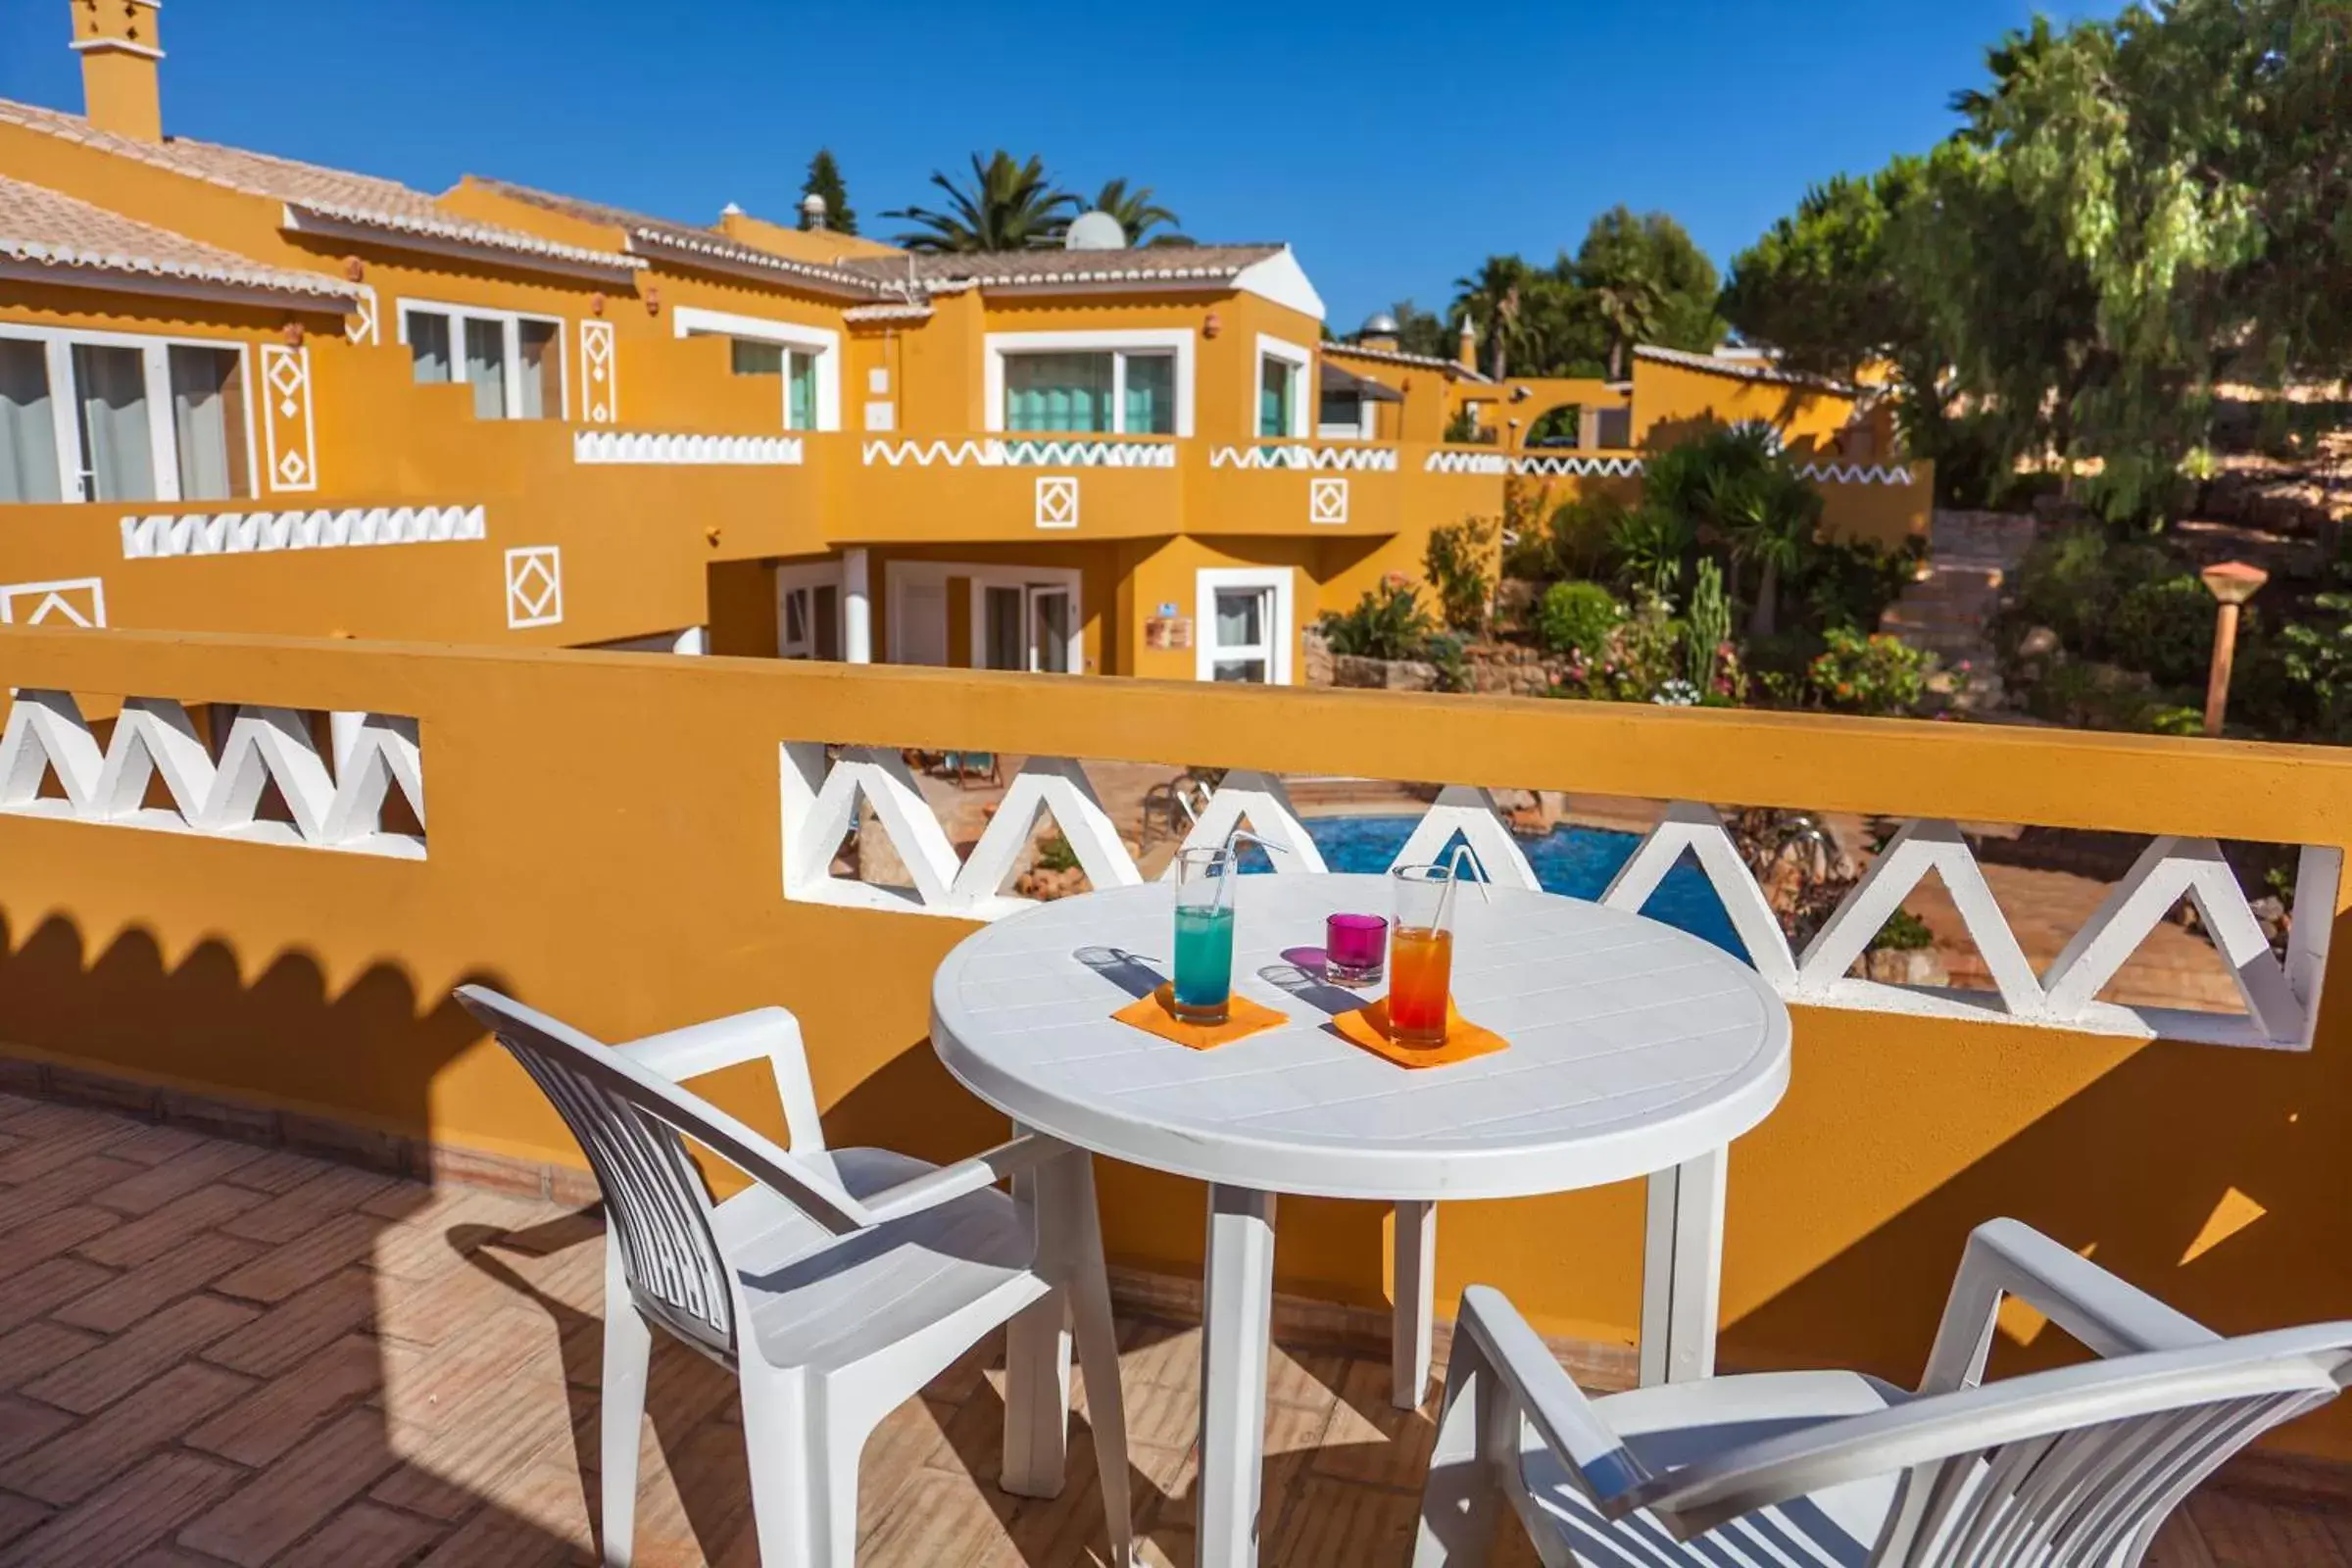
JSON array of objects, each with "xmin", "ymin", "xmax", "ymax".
[{"xmin": 0, "ymin": 3, "xmax": 1928, "ymax": 681}]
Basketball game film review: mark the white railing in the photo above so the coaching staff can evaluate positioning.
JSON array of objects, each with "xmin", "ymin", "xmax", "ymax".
[
  {"xmin": 572, "ymin": 431, "xmax": 804, "ymax": 466},
  {"xmin": 120, "ymin": 506, "xmax": 485, "ymax": 561},
  {"xmin": 0, "ymin": 692, "xmax": 425, "ymax": 858},
  {"xmin": 1208, "ymin": 445, "xmax": 1400, "ymax": 472},
  {"xmin": 1419, "ymin": 453, "xmax": 1920, "ymax": 485},
  {"xmin": 1794, "ymin": 463, "xmax": 1918, "ymax": 485},
  {"xmin": 777, "ymin": 751, "xmax": 2336, "ymax": 1051},
  {"xmin": 860, "ymin": 438, "xmax": 1178, "ymax": 468}
]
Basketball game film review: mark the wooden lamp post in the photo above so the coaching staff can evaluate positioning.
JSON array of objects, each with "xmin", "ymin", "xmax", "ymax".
[{"xmin": 2199, "ymin": 561, "xmax": 2269, "ymax": 736}]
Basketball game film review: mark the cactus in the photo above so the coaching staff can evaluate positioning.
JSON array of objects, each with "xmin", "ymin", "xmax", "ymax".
[{"xmin": 1686, "ymin": 558, "xmax": 1730, "ymax": 689}]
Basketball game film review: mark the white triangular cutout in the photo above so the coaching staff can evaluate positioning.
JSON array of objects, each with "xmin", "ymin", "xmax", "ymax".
[
  {"xmin": 199, "ymin": 707, "xmax": 335, "ymax": 842},
  {"xmin": 1600, "ymin": 802, "xmax": 1796, "ymax": 985},
  {"xmin": 1795, "ymin": 818, "xmax": 2047, "ymax": 1019},
  {"xmin": 949, "ymin": 757, "xmax": 1142, "ymax": 915},
  {"xmin": 0, "ymin": 690, "xmax": 102, "ymax": 812},
  {"xmin": 1390, "ymin": 786, "xmax": 1540, "ymax": 889},
  {"xmin": 2042, "ymin": 837, "xmax": 2301, "ymax": 1043},
  {"xmin": 777, "ymin": 744, "xmax": 962, "ymax": 914},
  {"xmin": 93, "ymin": 698, "xmax": 215, "ymax": 823},
  {"xmin": 1161, "ymin": 769, "xmax": 1326, "ymax": 877},
  {"xmin": 320, "ymin": 713, "xmax": 424, "ymax": 846}
]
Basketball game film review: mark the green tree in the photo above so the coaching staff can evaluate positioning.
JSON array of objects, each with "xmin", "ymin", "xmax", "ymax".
[
  {"xmin": 797, "ymin": 149, "xmax": 857, "ymax": 235},
  {"xmin": 1089, "ymin": 178, "xmax": 1186, "ymax": 246},
  {"xmin": 1574, "ymin": 207, "xmax": 1725, "ymax": 376},
  {"xmin": 887, "ymin": 152, "xmax": 1076, "ymax": 252},
  {"xmin": 1450, "ymin": 255, "xmax": 1535, "ymax": 380},
  {"xmin": 1387, "ymin": 300, "xmax": 1452, "ymax": 359}
]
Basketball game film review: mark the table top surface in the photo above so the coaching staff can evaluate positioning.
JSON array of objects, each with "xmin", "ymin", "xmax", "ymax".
[{"xmin": 929, "ymin": 871, "xmax": 1791, "ymax": 1200}]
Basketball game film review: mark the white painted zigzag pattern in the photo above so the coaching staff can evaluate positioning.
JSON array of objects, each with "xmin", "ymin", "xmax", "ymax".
[
  {"xmin": 1794, "ymin": 463, "xmax": 1917, "ymax": 485},
  {"xmin": 0, "ymin": 692, "xmax": 425, "ymax": 858},
  {"xmin": 573, "ymin": 431, "xmax": 804, "ymax": 466},
  {"xmin": 120, "ymin": 506, "xmax": 486, "ymax": 561},
  {"xmin": 860, "ymin": 439, "xmax": 1177, "ymax": 469},
  {"xmin": 777, "ymin": 758, "xmax": 2334, "ymax": 1051},
  {"xmin": 1208, "ymin": 445, "xmax": 1400, "ymax": 472}
]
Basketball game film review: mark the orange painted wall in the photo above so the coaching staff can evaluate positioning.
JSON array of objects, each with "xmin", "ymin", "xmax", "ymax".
[
  {"xmin": 1631, "ymin": 357, "xmax": 1860, "ymax": 454},
  {"xmin": 5, "ymin": 630, "xmax": 2352, "ymax": 1458}
]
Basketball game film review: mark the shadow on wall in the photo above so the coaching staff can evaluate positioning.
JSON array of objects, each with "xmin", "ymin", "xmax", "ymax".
[
  {"xmin": 1640, "ymin": 388, "xmax": 1847, "ymax": 459},
  {"xmin": 1728, "ymin": 918, "xmax": 2352, "ymax": 1459}
]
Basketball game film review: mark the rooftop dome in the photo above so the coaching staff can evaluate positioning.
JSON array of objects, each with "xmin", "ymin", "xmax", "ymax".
[
  {"xmin": 1062, "ymin": 211, "xmax": 1128, "ymax": 251},
  {"xmin": 1360, "ymin": 311, "xmax": 1399, "ymax": 337}
]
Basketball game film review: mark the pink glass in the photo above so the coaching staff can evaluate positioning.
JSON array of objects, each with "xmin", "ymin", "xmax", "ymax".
[{"xmin": 1324, "ymin": 912, "xmax": 1388, "ymax": 988}]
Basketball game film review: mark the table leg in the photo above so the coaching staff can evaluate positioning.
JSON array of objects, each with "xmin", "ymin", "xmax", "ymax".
[
  {"xmin": 1002, "ymin": 1155, "xmax": 1073, "ymax": 1497},
  {"xmin": 1391, "ymin": 1200, "xmax": 1436, "ymax": 1409},
  {"xmin": 1641, "ymin": 1147, "xmax": 1728, "ymax": 1386},
  {"xmin": 1200, "ymin": 1184, "xmax": 1277, "ymax": 1567}
]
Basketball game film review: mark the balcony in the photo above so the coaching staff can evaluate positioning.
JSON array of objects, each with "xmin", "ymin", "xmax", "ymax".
[{"xmin": 2, "ymin": 626, "xmax": 2350, "ymax": 1561}]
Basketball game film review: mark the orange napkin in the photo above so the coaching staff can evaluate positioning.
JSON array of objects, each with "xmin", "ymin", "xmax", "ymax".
[
  {"xmin": 1113, "ymin": 985, "xmax": 1291, "ymax": 1052},
  {"xmin": 1332, "ymin": 998, "xmax": 1509, "ymax": 1069}
]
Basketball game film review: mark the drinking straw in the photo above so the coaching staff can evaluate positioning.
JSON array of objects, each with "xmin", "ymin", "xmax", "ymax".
[
  {"xmin": 1206, "ymin": 827, "xmax": 1288, "ymax": 913},
  {"xmin": 1434, "ymin": 842, "xmax": 1493, "ymax": 931}
]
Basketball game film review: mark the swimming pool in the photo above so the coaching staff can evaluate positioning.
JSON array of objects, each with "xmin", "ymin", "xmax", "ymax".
[{"xmin": 1251, "ymin": 813, "xmax": 1750, "ymax": 961}]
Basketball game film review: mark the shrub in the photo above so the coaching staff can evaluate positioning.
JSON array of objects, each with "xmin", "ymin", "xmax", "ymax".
[
  {"xmin": 1535, "ymin": 580, "xmax": 1624, "ymax": 657},
  {"xmin": 1808, "ymin": 626, "xmax": 1934, "ymax": 715},
  {"xmin": 1870, "ymin": 907, "xmax": 1936, "ymax": 952},
  {"xmin": 1502, "ymin": 493, "xmax": 1626, "ymax": 582},
  {"xmin": 2109, "ymin": 575, "xmax": 2214, "ymax": 688},
  {"xmin": 1800, "ymin": 537, "xmax": 1922, "ymax": 633},
  {"xmin": 1318, "ymin": 578, "xmax": 1439, "ymax": 662},
  {"xmin": 1608, "ymin": 504, "xmax": 1693, "ymax": 598},
  {"xmin": 1034, "ymin": 832, "xmax": 1080, "ymax": 872},
  {"xmin": 1424, "ymin": 515, "xmax": 1498, "ymax": 632}
]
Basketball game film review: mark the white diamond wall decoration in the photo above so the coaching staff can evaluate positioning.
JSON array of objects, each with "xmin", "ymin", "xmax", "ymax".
[
  {"xmin": 580, "ymin": 319, "xmax": 616, "ymax": 424},
  {"xmin": 1035, "ymin": 475, "xmax": 1080, "ymax": 529},
  {"xmin": 1309, "ymin": 476, "xmax": 1349, "ymax": 524},
  {"xmin": 259, "ymin": 344, "xmax": 318, "ymax": 494},
  {"xmin": 505, "ymin": 547, "xmax": 564, "ymax": 629}
]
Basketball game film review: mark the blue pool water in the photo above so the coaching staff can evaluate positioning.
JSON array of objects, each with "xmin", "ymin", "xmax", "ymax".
[{"xmin": 1249, "ymin": 814, "xmax": 1749, "ymax": 962}]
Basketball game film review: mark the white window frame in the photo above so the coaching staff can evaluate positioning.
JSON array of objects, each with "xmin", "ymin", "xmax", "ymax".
[
  {"xmin": 1254, "ymin": 333, "xmax": 1313, "ymax": 440},
  {"xmin": 395, "ymin": 297, "xmax": 569, "ymax": 420},
  {"xmin": 0, "ymin": 322, "xmax": 260, "ymax": 505},
  {"xmin": 775, "ymin": 560, "xmax": 845, "ymax": 659},
  {"xmin": 885, "ymin": 559, "xmax": 1085, "ymax": 673},
  {"xmin": 984, "ymin": 329, "xmax": 1195, "ymax": 438},
  {"xmin": 673, "ymin": 306, "xmax": 842, "ymax": 432},
  {"xmin": 1196, "ymin": 566, "xmax": 1294, "ymax": 685},
  {"xmin": 1316, "ymin": 391, "xmax": 1377, "ymax": 441}
]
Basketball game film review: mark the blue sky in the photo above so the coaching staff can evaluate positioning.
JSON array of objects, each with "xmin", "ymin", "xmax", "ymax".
[{"xmin": 1, "ymin": 1, "xmax": 2112, "ymax": 328}]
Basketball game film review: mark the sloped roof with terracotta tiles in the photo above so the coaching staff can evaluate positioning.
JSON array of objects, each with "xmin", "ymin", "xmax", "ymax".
[
  {"xmin": 0, "ymin": 172, "xmax": 359, "ymax": 302},
  {"xmin": 468, "ymin": 178, "xmax": 893, "ymax": 297},
  {"xmin": 1633, "ymin": 342, "xmax": 1854, "ymax": 395},
  {"xmin": 837, "ymin": 243, "xmax": 1284, "ymax": 290},
  {"xmin": 0, "ymin": 97, "xmax": 640, "ymax": 275}
]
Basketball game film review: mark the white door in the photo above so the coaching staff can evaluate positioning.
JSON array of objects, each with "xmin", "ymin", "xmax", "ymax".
[
  {"xmin": 1197, "ymin": 569, "xmax": 1292, "ymax": 684},
  {"xmin": 1026, "ymin": 585, "xmax": 1074, "ymax": 673}
]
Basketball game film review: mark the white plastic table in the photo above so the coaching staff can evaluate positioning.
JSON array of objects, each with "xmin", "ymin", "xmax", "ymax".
[{"xmin": 929, "ymin": 872, "xmax": 1790, "ymax": 1567}]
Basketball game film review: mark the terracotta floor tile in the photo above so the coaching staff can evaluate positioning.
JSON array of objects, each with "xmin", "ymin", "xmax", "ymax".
[
  {"xmin": 1264, "ymin": 1474, "xmax": 1423, "ymax": 1568},
  {"xmin": 92, "ymin": 1138, "xmax": 270, "ymax": 1215},
  {"xmin": 186, "ymin": 1334, "xmax": 400, "ymax": 1469},
  {"xmin": 49, "ymin": 1230, "xmax": 263, "ymax": 1335},
  {"xmin": 74, "ymin": 1183, "xmax": 266, "ymax": 1269},
  {"xmin": 210, "ymin": 1212, "xmax": 384, "ymax": 1303},
  {"xmin": 0, "ymin": 1396, "xmax": 74, "ymax": 1468},
  {"xmin": 0, "ymin": 1448, "xmax": 243, "ymax": 1566},
  {"xmin": 217, "ymin": 1147, "xmax": 340, "ymax": 1196},
  {"xmin": 0, "ymin": 1495, "xmax": 55, "ymax": 1553},
  {"xmin": 177, "ymin": 1405, "xmax": 407, "ymax": 1567},
  {"xmin": 2188, "ymin": 1488, "xmax": 2352, "ymax": 1567},
  {"xmin": 0, "ymin": 1320, "xmax": 107, "ymax": 1396},
  {"xmin": 8, "ymin": 1205, "xmax": 119, "ymax": 1270},
  {"xmin": 0, "ymin": 1255, "xmax": 115, "ymax": 1337},
  {"xmin": 0, "ymin": 1153, "xmax": 146, "ymax": 1231},
  {"xmin": 93, "ymin": 1120, "xmax": 219, "ymax": 1168},
  {"xmin": 21, "ymin": 1292, "xmax": 258, "ymax": 1415},
  {"xmin": 271, "ymin": 1501, "xmax": 447, "ymax": 1568},
  {"xmin": 6, "ymin": 1359, "xmax": 252, "ymax": 1505},
  {"xmin": 201, "ymin": 1267, "xmax": 379, "ymax": 1378}
]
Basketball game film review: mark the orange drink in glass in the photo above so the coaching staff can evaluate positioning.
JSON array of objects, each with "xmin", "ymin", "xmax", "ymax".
[{"xmin": 1390, "ymin": 859, "xmax": 1474, "ymax": 1047}]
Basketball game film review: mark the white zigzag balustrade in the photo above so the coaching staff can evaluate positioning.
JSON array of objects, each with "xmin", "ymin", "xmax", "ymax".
[
  {"xmin": 859, "ymin": 439, "xmax": 1176, "ymax": 469},
  {"xmin": 573, "ymin": 431, "xmax": 805, "ymax": 466},
  {"xmin": 120, "ymin": 506, "xmax": 486, "ymax": 561},
  {"xmin": 1207, "ymin": 446, "xmax": 1400, "ymax": 472}
]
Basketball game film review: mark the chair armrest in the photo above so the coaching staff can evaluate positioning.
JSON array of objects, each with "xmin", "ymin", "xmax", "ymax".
[
  {"xmin": 1918, "ymin": 1218, "xmax": 2219, "ymax": 1394},
  {"xmin": 617, "ymin": 1007, "xmax": 805, "ymax": 1084},
  {"xmin": 859, "ymin": 1133, "xmax": 1069, "ymax": 1226},
  {"xmin": 1454, "ymin": 1285, "xmax": 1652, "ymax": 1511}
]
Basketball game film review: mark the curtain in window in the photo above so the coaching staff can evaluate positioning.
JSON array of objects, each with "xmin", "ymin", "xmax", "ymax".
[
  {"xmin": 1004, "ymin": 353, "xmax": 1112, "ymax": 433},
  {"xmin": 1124, "ymin": 354, "xmax": 1174, "ymax": 436},
  {"xmin": 1258, "ymin": 358, "xmax": 1295, "ymax": 438},
  {"xmin": 731, "ymin": 339, "xmax": 783, "ymax": 376},
  {"xmin": 464, "ymin": 319, "xmax": 507, "ymax": 419},
  {"xmin": 983, "ymin": 586, "xmax": 1026, "ymax": 669},
  {"xmin": 408, "ymin": 312, "xmax": 452, "ymax": 384},
  {"xmin": 0, "ymin": 339, "xmax": 62, "ymax": 504},
  {"xmin": 517, "ymin": 319, "xmax": 560, "ymax": 419},
  {"xmin": 787, "ymin": 351, "xmax": 817, "ymax": 430},
  {"xmin": 72, "ymin": 344, "xmax": 155, "ymax": 502},
  {"xmin": 169, "ymin": 345, "xmax": 246, "ymax": 501}
]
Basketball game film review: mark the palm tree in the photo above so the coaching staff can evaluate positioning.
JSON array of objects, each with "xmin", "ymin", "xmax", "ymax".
[
  {"xmin": 887, "ymin": 152, "xmax": 1077, "ymax": 253},
  {"xmin": 1090, "ymin": 178, "xmax": 1187, "ymax": 246},
  {"xmin": 1586, "ymin": 271, "xmax": 1664, "ymax": 380},
  {"xmin": 1450, "ymin": 255, "xmax": 1534, "ymax": 380}
]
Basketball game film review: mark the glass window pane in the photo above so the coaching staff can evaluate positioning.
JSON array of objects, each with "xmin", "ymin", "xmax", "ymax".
[
  {"xmin": 781, "ymin": 587, "xmax": 808, "ymax": 653},
  {"xmin": 1215, "ymin": 588, "xmax": 1264, "ymax": 648},
  {"xmin": 169, "ymin": 345, "xmax": 247, "ymax": 500},
  {"xmin": 732, "ymin": 339, "xmax": 783, "ymax": 376},
  {"xmin": 1032, "ymin": 590, "xmax": 1072, "ymax": 673},
  {"xmin": 517, "ymin": 318, "xmax": 560, "ymax": 419},
  {"xmin": 0, "ymin": 338, "xmax": 62, "ymax": 504},
  {"xmin": 983, "ymin": 585, "xmax": 1025, "ymax": 669},
  {"xmin": 1212, "ymin": 659, "xmax": 1268, "ymax": 684},
  {"xmin": 1004, "ymin": 353, "xmax": 1111, "ymax": 433},
  {"xmin": 407, "ymin": 312, "xmax": 452, "ymax": 383},
  {"xmin": 787, "ymin": 351, "xmax": 817, "ymax": 430},
  {"xmin": 1123, "ymin": 353, "xmax": 1174, "ymax": 435},
  {"xmin": 1258, "ymin": 357, "xmax": 1295, "ymax": 437},
  {"xmin": 464, "ymin": 319, "xmax": 507, "ymax": 419},
  {"xmin": 72, "ymin": 343, "xmax": 155, "ymax": 502}
]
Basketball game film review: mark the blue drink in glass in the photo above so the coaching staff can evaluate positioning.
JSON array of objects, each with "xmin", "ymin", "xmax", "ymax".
[
  {"xmin": 1172, "ymin": 905, "xmax": 1236, "ymax": 1021},
  {"xmin": 1170, "ymin": 846, "xmax": 1237, "ymax": 1024}
]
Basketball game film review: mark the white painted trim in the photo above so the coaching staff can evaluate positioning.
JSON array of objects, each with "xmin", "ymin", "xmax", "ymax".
[
  {"xmin": 120, "ymin": 505, "xmax": 486, "ymax": 560},
  {"xmin": 884, "ymin": 559, "xmax": 1084, "ymax": 673},
  {"xmin": 0, "ymin": 258, "xmax": 354, "ymax": 314},
  {"xmin": 280, "ymin": 205, "xmax": 641, "ymax": 284},
  {"xmin": 983, "ymin": 328, "xmax": 1196, "ymax": 439},
  {"xmin": 671, "ymin": 306, "xmax": 843, "ymax": 432},
  {"xmin": 1253, "ymin": 334, "xmax": 1313, "ymax": 440},
  {"xmin": 1195, "ymin": 566, "xmax": 1294, "ymax": 686},
  {"xmin": 394, "ymin": 298, "xmax": 568, "ymax": 420},
  {"xmin": 1231, "ymin": 246, "xmax": 1326, "ymax": 322},
  {"xmin": 0, "ymin": 322, "xmax": 259, "ymax": 505}
]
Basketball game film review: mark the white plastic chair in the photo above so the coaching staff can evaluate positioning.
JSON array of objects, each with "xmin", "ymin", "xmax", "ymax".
[
  {"xmin": 1413, "ymin": 1218, "xmax": 2352, "ymax": 1566},
  {"xmin": 454, "ymin": 986, "xmax": 1133, "ymax": 1567}
]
